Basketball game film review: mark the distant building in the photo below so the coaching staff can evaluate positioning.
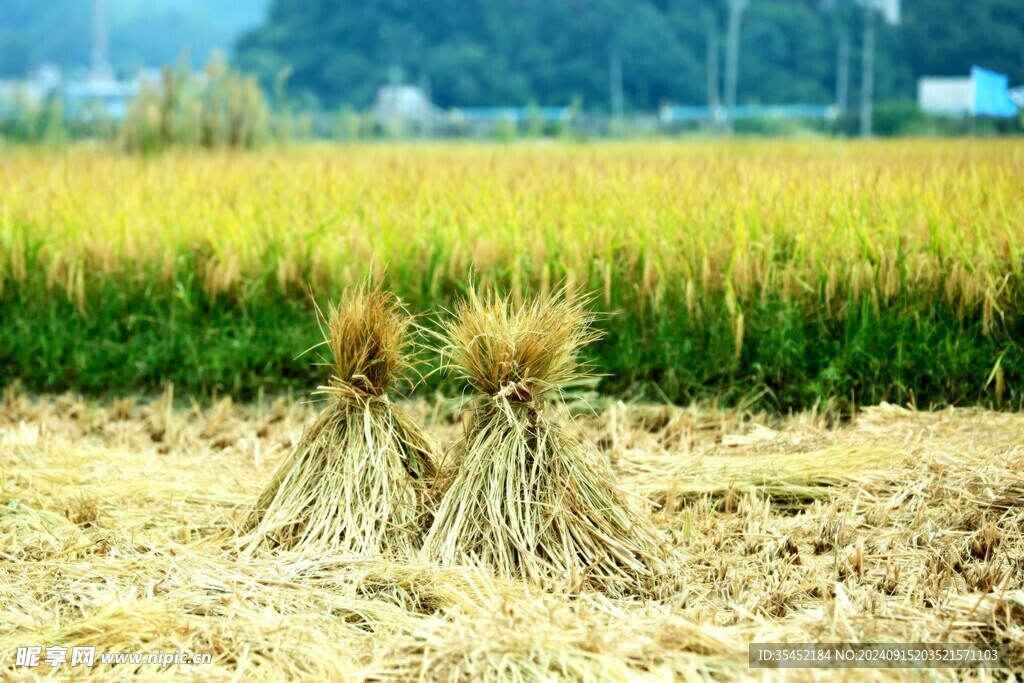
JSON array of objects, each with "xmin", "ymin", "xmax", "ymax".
[
  {"xmin": 374, "ymin": 85, "xmax": 442, "ymax": 134},
  {"xmin": 918, "ymin": 67, "xmax": 1019, "ymax": 117},
  {"xmin": 660, "ymin": 104, "xmax": 837, "ymax": 123},
  {"xmin": 63, "ymin": 75, "xmax": 138, "ymax": 120},
  {"xmin": 918, "ymin": 77, "xmax": 974, "ymax": 116},
  {"xmin": 0, "ymin": 65, "xmax": 62, "ymax": 109},
  {"xmin": 449, "ymin": 107, "xmax": 572, "ymax": 124},
  {"xmin": 1010, "ymin": 87, "xmax": 1024, "ymax": 110},
  {"xmin": 446, "ymin": 106, "xmax": 574, "ymax": 136},
  {"xmin": 0, "ymin": 67, "xmax": 165, "ymax": 121}
]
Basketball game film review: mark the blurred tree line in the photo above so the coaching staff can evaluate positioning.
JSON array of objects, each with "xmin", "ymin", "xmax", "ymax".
[{"xmin": 234, "ymin": 0, "xmax": 1023, "ymax": 110}]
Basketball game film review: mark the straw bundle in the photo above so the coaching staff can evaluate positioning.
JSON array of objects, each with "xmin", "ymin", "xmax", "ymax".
[
  {"xmin": 421, "ymin": 289, "xmax": 667, "ymax": 594},
  {"xmin": 241, "ymin": 287, "xmax": 436, "ymax": 556}
]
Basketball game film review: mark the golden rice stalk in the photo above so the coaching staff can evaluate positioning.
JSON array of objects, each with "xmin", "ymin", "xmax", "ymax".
[
  {"xmin": 422, "ymin": 288, "xmax": 668, "ymax": 595},
  {"xmin": 240, "ymin": 287, "xmax": 436, "ymax": 556}
]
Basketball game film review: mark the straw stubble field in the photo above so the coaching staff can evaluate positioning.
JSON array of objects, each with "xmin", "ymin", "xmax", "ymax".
[{"xmin": 1, "ymin": 387, "xmax": 1021, "ymax": 681}]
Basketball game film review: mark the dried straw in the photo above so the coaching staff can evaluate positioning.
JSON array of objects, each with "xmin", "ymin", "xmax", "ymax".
[
  {"xmin": 3, "ymin": 392, "xmax": 1023, "ymax": 678},
  {"xmin": 421, "ymin": 288, "xmax": 668, "ymax": 594},
  {"xmin": 239, "ymin": 287, "xmax": 436, "ymax": 556}
]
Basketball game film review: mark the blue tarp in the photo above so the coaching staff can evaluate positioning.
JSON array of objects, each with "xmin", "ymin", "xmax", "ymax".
[{"xmin": 972, "ymin": 66, "xmax": 1019, "ymax": 117}]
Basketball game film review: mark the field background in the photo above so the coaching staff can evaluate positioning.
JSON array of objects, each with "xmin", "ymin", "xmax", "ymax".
[
  {"xmin": 3, "ymin": 0, "xmax": 1024, "ymax": 677},
  {"xmin": 2, "ymin": 140, "xmax": 1022, "ymax": 410}
]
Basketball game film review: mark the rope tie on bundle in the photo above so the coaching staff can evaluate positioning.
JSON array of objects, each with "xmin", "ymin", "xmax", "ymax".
[
  {"xmin": 315, "ymin": 375, "xmax": 391, "ymax": 406},
  {"xmin": 491, "ymin": 381, "xmax": 538, "ymax": 429}
]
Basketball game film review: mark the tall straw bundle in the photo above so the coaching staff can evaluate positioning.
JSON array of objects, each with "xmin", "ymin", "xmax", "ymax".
[
  {"xmin": 241, "ymin": 287, "xmax": 436, "ymax": 556},
  {"xmin": 421, "ymin": 289, "xmax": 667, "ymax": 594}
]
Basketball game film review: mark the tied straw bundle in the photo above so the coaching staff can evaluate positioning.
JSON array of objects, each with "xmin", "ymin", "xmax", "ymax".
[
  {"xmin": 241, "ymin": 287, "xmax": 436, "ymax": 556},
  {"xmin": 422, "ymin": 288, "xmax": 668, "ymax": 595}
]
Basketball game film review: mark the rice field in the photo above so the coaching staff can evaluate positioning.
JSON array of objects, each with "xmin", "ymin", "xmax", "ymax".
[
  {"xmin": 3, "ymin": 141, "xmax": 1021, "ymax": 303},
  {"xmin": 1, "ymin": 388, "xmax": 1022, "ymax": 680},
  {"xmin": 1, "ymin": 140, "xmax": 1023, "ymax": 407},
  {"xmin": 2, "ymin": 140, "xmax": 1024, "ymax": 680}
]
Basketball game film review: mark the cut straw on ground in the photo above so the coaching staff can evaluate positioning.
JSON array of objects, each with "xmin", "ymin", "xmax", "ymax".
[{"xmin": 1, "ymin": 391, "xmax": 1023, "ymax": 679}]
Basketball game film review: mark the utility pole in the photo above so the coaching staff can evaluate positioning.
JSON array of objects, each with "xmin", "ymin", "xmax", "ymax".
[
  {"xmin": 859, "ymin": 4, "xmax": 875, "ymax": 137},
  {"xmin": 609, "ymin": 45, "xmax": 624, "ymax": 135},
  {"xmin": 420, "ymin": 74, "xmax": 433, "ymax": 139},
  {"xmin": 380, "ymin": 24, "xmax": 402, "ymax": 86},
  {"xmin": 91, "ymin": 0, "xmax": 110, "ymax": 79},
  {"xmin": 724, "ymin": 0, "xmax": 749, "ymax": 135},
  {"xmin": 706, "ymin": 19, "xmax": 720, "ymax": 114},
  {"xmin": 836, "ymin": 33, "xmax": 850, "ymax": 114},
  {"xmin": 388, "ymin": 38, "xmax": 402, "ymax": 87}
]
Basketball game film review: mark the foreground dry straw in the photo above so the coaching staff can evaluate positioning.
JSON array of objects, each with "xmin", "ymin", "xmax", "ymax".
[
  {"xmin": 240, "ymin": 289, "xmax": 435, "ymax": 555},
  {"xmin": 1, "ymin": 390, "xmax": 1023, "ymax": 680},
  {"xmin": 422, "ymin": 290, "xmax": 668, "ymax": 593}
]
